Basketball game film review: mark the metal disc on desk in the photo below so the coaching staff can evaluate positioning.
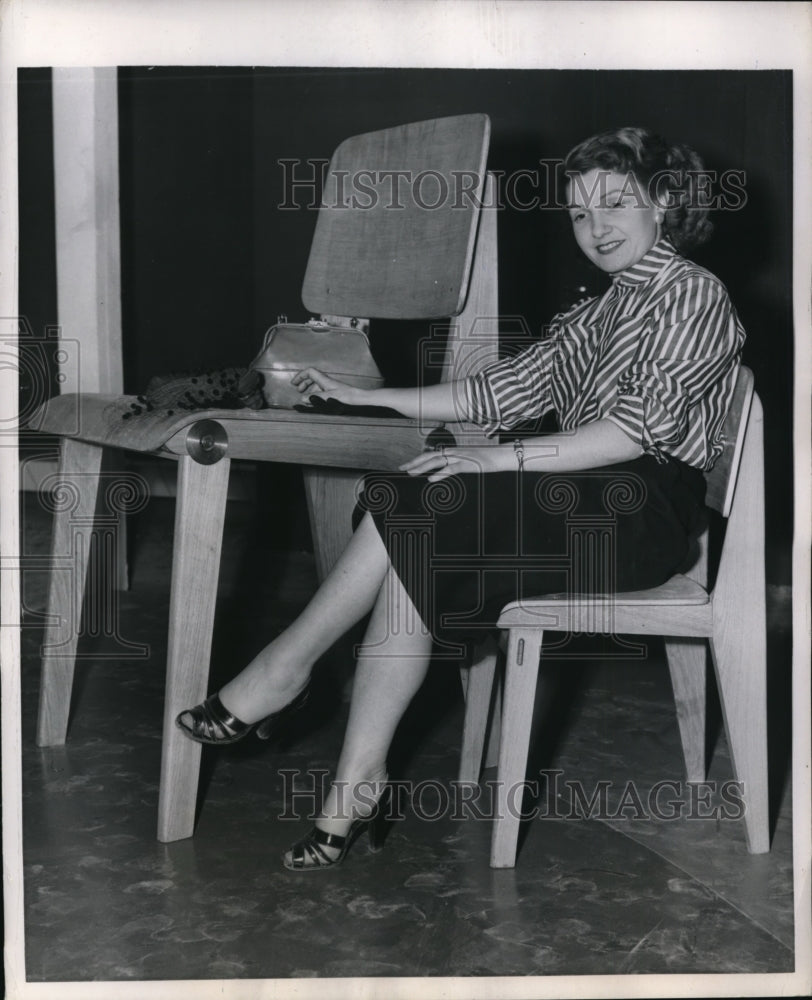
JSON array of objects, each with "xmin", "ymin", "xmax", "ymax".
[{"xmin": 185, "ymin": 419, "xmax": 228, "ymax": 464}]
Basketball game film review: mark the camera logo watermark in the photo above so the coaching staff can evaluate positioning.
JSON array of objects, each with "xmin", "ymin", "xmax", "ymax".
[{"xmin": 8, "ymin": 315, "xmax": 152, "ymax": 660}]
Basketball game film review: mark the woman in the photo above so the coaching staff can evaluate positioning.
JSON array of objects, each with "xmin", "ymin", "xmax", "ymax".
[{"xmin": 176, "ymin": 127, "xmax": 745, "ymax": 870}]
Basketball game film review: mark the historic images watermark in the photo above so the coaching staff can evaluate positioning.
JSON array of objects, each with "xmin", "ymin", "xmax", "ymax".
[
  {"xmin": 277, "ymin": 158, "xmax": 748, "ymax": 213},
  {"xmin": 278, "ymin": 770, "xmax": 747, "ymax": 823}
]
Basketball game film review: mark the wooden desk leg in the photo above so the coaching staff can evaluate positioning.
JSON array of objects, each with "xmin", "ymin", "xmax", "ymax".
[
  {"xmin": 37, "ymin": 437, "xmax": 103, "ymax": 746},
  {"xmin": 157, "ymin": 454, "xmax": 230, "ymax": 843},
  {"xmin": 303, "ymin": 467, "xmax": 362, "ymax": 580}
]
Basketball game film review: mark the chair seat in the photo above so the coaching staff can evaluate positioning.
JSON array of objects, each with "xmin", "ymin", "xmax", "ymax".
[{"xmin": 497, "ymin": 573, "xmax": 712, "ymax": 635}]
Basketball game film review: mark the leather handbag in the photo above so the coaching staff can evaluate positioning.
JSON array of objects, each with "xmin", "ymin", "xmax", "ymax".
[{"xmin": 249, "ymin": 317, "xmax": 384, "ymax": 409}]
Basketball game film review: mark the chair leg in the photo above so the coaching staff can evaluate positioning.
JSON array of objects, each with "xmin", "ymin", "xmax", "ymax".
[
  {"xmin": 483, "ymin": 663, "xmax": 503, "ymax": 771},
  {"xmin": 491, "ymin": 628, "xmax": 543, "ymax": 868},
  {"xmin": 37, "ymin": 438, "xmax": 103, "ymax": 746},
  {"xmin": 664, "ymin": 637, "xmax": 707, "ymax": 783},
  {"xmin": 157, "ymin": 454, "xmax": 231, "ymax": 843},
  {"xmin": 709, "ymin": 621, "xmax": 769, "ymax": 853},
  {"xmin": 458, "ymin": 639, "xmax": 498, "ymax": 784}
]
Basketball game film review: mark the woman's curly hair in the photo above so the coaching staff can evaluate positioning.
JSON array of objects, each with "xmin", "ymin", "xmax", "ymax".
[{"xmin": 563, "ymin": 127, "xmax": 714, "ymax": 252}]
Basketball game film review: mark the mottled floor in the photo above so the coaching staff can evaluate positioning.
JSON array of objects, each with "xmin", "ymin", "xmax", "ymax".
[{"xmin": 17, "ymin": 480, "xmax": 795, "ymax": 984}]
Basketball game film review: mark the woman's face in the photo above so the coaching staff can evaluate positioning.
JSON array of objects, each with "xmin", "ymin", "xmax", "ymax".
[{"xmin": 566, "ymin": 168, "xmax": 662, "ymax": 274}]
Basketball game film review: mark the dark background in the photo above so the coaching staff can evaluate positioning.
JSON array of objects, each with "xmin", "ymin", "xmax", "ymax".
[{"xmin": 18, "ymin": 67, "xmax": 794, "ymax": 582}]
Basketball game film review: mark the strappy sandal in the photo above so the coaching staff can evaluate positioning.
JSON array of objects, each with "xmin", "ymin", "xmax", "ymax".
[
  {"xmin": 283, "ymin": 783, "xmax": 390, "ymax": 871},
  {"xmin": 175, "ymin": 684, "xmax": 309, "ymax": 746}
]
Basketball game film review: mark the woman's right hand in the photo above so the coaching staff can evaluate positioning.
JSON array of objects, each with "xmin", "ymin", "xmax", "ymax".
[{"xmin": 291, "ymin": 367, "xmax": 371, "ymax": 407}]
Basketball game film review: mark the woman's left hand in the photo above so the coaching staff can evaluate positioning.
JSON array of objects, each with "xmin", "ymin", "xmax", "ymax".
[{"xmin": 400, "ymin": 445, "xmax": 512, "ymax": 481}]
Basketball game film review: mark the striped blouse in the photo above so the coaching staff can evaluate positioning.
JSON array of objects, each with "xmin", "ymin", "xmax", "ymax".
[{"xmin": 463, "ymin": 239, "xmax": 745, "ymax": 471}]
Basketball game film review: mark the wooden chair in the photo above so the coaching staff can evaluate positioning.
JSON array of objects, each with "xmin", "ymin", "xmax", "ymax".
[
  {"xmin": 458, "ymin": 366, "xmax": 768, "ymax": 866},
  {"xmin": 28, "ymin": 113, "xmax": 499, "ymax": 843}
]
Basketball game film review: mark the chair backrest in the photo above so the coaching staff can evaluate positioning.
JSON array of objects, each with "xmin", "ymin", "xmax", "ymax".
[
  {"xmin": 704, "ymin": 365, "xmax": 755, "ymax": 518},
  {"xmin": 302, "ymin": 114, "xmax": 490, "ymax": 321}
]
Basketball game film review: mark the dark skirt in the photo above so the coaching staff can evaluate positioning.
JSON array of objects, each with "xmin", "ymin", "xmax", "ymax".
[{"xmin": 353, "ymin": 455, "xmax": 707, "ymax": 653}]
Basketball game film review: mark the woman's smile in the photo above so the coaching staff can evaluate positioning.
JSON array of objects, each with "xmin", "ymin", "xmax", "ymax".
[{"xmin": 595, "ymin": 238, "xmax": 625, "ymax": 255}]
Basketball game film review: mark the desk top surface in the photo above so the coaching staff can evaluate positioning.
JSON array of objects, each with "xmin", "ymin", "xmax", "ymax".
[{"xmin": 26, "ymin": 393, "xmax": 453, "ymax": 470}]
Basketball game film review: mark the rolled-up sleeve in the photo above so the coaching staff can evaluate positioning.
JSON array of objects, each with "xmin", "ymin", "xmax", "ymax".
[
  {"xmin": 605, "ymin": 274, "xmax": 744, "ymax": 460},
  {"xmin": 463, "ymin": 339, "xmax": 557, "ymax": 436}
]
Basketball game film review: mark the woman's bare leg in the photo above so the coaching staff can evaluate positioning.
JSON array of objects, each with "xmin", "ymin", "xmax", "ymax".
[
  {"xmin": 284, "ymin": 563, "xmax": 434, "ymax": 862},
  {"xmin": 218, "ymin": 511, "xmax": 390, "ymax": 723}
]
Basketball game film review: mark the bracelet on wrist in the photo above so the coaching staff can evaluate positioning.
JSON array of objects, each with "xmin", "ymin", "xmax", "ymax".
[{"xmin": 513, "ymin": 438, "xmax": 525, "ymax": 472}]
